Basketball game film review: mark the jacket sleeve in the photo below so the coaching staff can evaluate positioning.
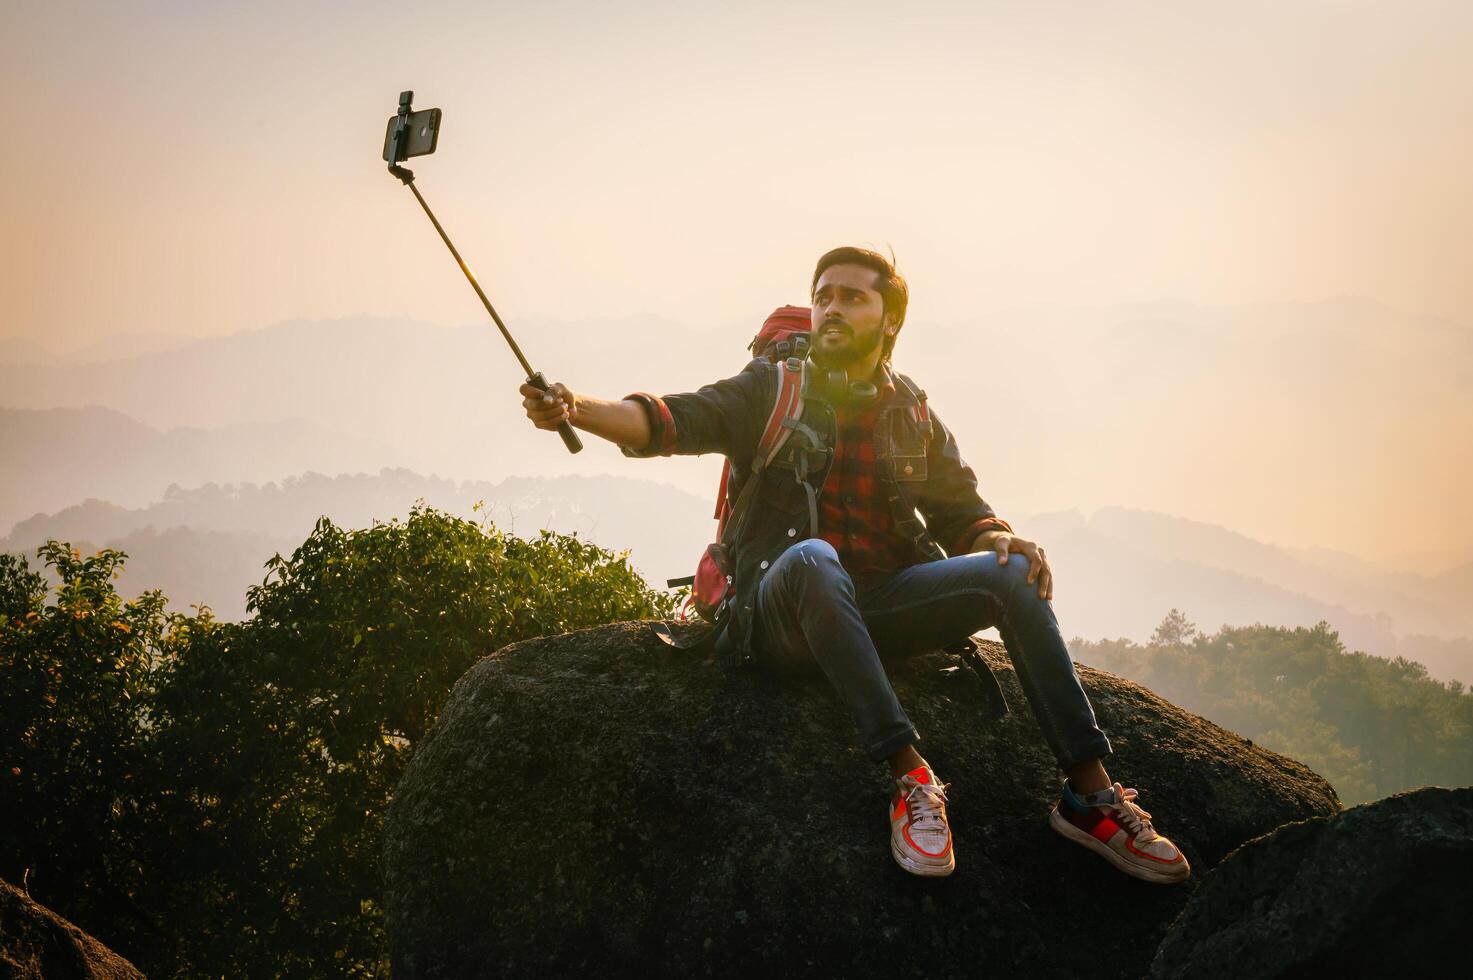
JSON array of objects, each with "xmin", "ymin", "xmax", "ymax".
[
  {"xmin": 618, "ymin": 357, "xmax": 769, "ymax": 459},
  {"xmin": 914, "ymin": 404, "xmax": 1013, "ymax": 557}
]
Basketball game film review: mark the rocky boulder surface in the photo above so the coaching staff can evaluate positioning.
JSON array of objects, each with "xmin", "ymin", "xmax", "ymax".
[
  {"xmin": 383, "ymin": 621, "xmax": 1340, "ymax": 979},
  {"xmin": 0, "ymin": 879, "xmax": 145, "ymax": 980},
  {"xmin": 1152, "ymin": 785, "xmax": 1473, "ymax": 978}
]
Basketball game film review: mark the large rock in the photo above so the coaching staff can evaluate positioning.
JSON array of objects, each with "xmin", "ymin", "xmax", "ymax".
[
  {"xmin": 1152, "ymin": 786, "xmax": 1473, "ymax": 978},
  {"xmin": 0, "ymin": 879, "xmax": 144, "ymax": 980},
  {"xmin": 383, "ymin": 621, "xmax": 1339, "ymax": 979}
]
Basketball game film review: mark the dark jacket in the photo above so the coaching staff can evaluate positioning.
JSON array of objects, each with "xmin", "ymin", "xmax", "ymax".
[{"xmin": 622, "ymin": 357, "xmax": 1005, "ymax": 666}]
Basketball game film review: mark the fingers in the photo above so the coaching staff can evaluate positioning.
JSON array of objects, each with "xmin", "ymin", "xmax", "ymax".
[
  {"xmin": 1035, "ymin": 545, "xmax": 1053, "ymax": 600},
  {"xmin": 519, "ymin": 381, "xmax": 575, "ymax": 430},
  {"xmin": 1009, "ymin": 537, "xmax": 1054, "ymax": 600},
  {"xmin": 993, "ymin": 534, "xmax": 1011, "ymax": 564}
]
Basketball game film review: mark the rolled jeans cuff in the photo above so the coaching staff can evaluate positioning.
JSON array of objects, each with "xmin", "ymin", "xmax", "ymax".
[
  {"xmin": 869, "ymin": 724, "xmax": 921, "ymax": 764},
  {"xmin": 1057, "ymin": 733, "xmax": 1114, "ymax": 774}
]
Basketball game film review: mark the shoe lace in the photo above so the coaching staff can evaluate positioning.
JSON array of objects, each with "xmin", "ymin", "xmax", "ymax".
[
  {"xmin": 902, "ymin": 779, "xmax": 951, "ymax": 831},
  {"xmin": 1110, "ymin": 786, "xmax": 1158, "ymax": 843}
]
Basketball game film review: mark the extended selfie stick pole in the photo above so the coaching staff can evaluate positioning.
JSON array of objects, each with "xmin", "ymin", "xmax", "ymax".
[{"xmin": 386, "ymin": 92, "xmax": 582, "ymax": 454}]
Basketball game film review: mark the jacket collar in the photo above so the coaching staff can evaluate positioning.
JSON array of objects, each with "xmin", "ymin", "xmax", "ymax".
[{"xmin": 877, "ymin": 362, "xmax": 917, "ymax": 408}]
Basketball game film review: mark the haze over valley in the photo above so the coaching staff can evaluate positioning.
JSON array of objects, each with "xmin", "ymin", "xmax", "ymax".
[{"xmin": 5, "ymin": 302, "xmax": 1470, "ymax": 685}]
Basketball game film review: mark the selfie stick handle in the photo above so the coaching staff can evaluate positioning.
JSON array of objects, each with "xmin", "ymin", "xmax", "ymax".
[{"xmin": 389, "ymin": 114, "xmax": 582, "ymax": 454}]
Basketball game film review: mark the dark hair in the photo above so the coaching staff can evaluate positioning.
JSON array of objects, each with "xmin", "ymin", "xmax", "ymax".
[{"xmin": 810, "ymin": 246, "xmax": 909, "ymax": 365}]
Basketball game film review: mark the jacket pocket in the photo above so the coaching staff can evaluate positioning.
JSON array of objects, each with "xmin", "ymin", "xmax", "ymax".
[{"xmin": 889, "ymin": 413, "xmax": 929, "ymax": 483}]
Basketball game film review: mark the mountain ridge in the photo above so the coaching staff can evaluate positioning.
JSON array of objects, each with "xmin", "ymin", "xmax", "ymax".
[{"xmin": 4, "ymin": 470, "xmax": 1469, "ymax": 684}]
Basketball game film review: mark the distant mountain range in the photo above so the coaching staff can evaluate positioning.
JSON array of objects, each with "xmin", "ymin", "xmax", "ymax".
[
  {"xmin": 4, "ymin": 470, "xmax": 1469, "ymax": 686},
  {"xmin": 0, "ymin": 406, "xmax": 400, "ymax": 531},
  {"xmin": 1022, "ymin": 506, "xmax": 1472, "ymax": 683},
  {"xmin": 3, "ymin": 302, "xmax": 1468, "ymax": 683},
  {"xmin": 0, "ymin": 331, "xmax": 193, "ymax": 366},
  {"xmin": 0, "ymin": 314, "xmax": 735, "ymax": 508},
  {"xmin": 2, "ymin": 300, "xmax": 1469, "ymax": 558}
]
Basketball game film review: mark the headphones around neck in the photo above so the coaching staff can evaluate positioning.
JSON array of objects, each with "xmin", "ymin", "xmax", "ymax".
[{"xmin": 770, "ymin": 334, "xmax": 880, "ymax": 407}]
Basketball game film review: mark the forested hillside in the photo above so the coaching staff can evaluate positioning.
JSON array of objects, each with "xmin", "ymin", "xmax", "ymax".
[{"xmin": 1073, "ymin": 611, "xmax": 1473, "ymax": 805}]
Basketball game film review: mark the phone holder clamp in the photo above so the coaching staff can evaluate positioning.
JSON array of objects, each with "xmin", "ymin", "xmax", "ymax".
[{"xmin": 386, "ymin": 90, "xmax": 416, "ymax": 185}]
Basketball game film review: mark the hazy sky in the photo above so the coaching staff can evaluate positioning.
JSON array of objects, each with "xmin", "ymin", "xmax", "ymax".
[
  {"xmin": 3, "ymin": 1, "xmax": 1472, "ymax": 556},
  {"xmin": 5, "ymin": 1, "xmax": 1472, "ymax": 346}
]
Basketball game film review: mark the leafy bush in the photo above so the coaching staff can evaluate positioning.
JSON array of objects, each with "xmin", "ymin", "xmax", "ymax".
[
  {"xmin": 0, "ymin": 544, "xmax": 177, "ymax": 957},
  {"xmin": 2, "ymin": 505, "xmax": 681, "ymax": 978}
]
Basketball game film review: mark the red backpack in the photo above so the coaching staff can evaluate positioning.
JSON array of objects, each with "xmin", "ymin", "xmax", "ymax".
[{"xmin": 660, "ymin": 305, "xmax": 813, "ymax": 628}]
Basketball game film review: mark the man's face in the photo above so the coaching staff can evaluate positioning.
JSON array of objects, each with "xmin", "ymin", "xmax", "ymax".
[{"xmin": 810, "ymin": 264, "xmax": 894, "ymax": 370}]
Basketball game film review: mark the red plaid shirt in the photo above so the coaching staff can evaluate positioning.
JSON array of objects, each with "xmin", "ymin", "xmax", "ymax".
[
  {"xmin": 818, "ymin": 368, "xmax": 1011, "ymax": 582},
  {"xmin": 819, "ymin": 373, "xmax": 915, "ymax": 581}
]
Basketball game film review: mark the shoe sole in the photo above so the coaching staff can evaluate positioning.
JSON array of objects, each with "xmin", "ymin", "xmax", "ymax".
[
  {"xmin": 891, "ymin": 836, "xmax": 956, "ymax": 877},
  {"xmin": 1048, "ymin": 808, "xmax": 1190, "ymax": 884}
]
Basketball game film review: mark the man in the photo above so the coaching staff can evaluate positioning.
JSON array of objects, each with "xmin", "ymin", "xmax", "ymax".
[{"xmin": 519, "ymin": 246, "xmax": 1190, "ymax": 883}]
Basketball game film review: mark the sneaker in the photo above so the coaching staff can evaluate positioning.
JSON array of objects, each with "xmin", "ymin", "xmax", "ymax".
[
  {"xmin": 889, "ymin": 763, "xmax": 955, "ymax": 877},
  {"xmin": 1048, "ymin": 781, "xmax": 1190, "ymax": 884}
]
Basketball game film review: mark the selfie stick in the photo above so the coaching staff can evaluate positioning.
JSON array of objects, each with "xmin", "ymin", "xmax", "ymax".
[{"xmin": 386, "ymin": 91, "xmax": 582, "ymax": 454}]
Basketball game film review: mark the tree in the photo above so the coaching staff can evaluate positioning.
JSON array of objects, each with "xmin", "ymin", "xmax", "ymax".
[
  {"xmin": 150, "ymin": 505, "xmax": 682, "ymax": 976},
  {"xmin": 1074, "ymin": 613, "xmax": 1473, "ymax": 807},
  {"xmin": 1150, "ymin": 608, "xmax": 1198, "ymax": 647},
  {"xmin": 0, "ymin": 544, "xmax": 178, "ymax": 957},
  {"xmin": 3, "ymin": 506, "xmax": 684, "ymax": 978}
]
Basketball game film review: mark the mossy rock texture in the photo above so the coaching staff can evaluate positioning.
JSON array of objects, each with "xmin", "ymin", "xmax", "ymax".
[
  {"xmin": 0, "ymin": 878, "xmax": 145, "ymax": 980},
  {"xmin": 383, "ymin": 621, "xmax": 1340, "ymax": 979},
  {"xmin": 1152, "ymin": 785, "xmax": 1473, "ymax": 978}
]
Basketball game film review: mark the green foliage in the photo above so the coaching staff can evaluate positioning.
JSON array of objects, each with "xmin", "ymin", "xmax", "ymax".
[
  {"xmin": 2, "ymin": 505, "xmax": 679, "ymax": 978},
  {"xmin": 1074, "ymin": 614, "xmax": 1473, "ymax": 805},
  {"xmin": 1149, "ymin": 607, "xmax": 1197, "ymax": 647},
  {"xmin": 0, "ymin": 544, "xmax": 181, "ymax": 956}
]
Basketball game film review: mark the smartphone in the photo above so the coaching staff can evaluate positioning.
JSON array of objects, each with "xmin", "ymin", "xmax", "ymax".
[{"xmin": 383, "ymin": 106, "xmax": 441, "ymax": 163}]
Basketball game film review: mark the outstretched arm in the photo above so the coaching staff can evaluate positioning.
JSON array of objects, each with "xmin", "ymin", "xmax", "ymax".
[
  {"xmin": 519, "ymin": 357, "xmax": 770, "ymax": 459},
  {"xmin": 519, "ymin": 382, "xmax": 652, "ymax": 452}
]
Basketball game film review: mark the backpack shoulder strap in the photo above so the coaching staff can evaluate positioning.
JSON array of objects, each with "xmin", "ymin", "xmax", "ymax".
[
  {"xmin": 713, "ymin": 358, "xmax": 810, "ymax": 537},
  {"xmin": 756, "ymin": 357, "xmax": 809, "ymax": 464},
  {"xmin": 717, "ymin": 358, "xmax": 810, "ymax": 548}
]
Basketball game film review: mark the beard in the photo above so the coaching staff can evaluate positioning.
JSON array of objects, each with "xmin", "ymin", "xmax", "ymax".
[{"xmin": 810, "ymin": 322, "xmax": 883, "ymax": 368}]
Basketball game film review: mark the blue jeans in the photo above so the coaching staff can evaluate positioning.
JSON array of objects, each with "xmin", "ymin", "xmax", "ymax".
[{"xmin": 752, "ymin": 539, "xmax": 1112, "ymax": 769}]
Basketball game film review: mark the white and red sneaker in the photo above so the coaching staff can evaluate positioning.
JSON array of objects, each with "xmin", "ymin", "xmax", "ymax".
[
  {"xmin": 1048, "ymin": 781, "xmax": 1190, "ymax": 884},
  {"xmin": 889, "ymin": 763, "xmax": 955, "ymax": 877}
]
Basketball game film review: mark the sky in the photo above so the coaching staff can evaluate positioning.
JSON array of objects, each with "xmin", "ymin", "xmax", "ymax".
[{"xmin": 3, "ymin": 0, "xmax": 1472, "ymax": 556}]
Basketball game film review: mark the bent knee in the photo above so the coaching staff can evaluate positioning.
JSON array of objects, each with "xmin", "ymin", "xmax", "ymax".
[
  {"xmin": 983, "ymin": 551, "xmax": 1044, "ymax": 602},
  {"xmin": 976, "ymin": 549, "xmax": 1030, "ymax": 577},
  {"xmin": 779, "ymin": 538, "xmax": 839, "ymax": 568},
  {"xmin": 770, "ymin": 538, "xmax": 844, "ymax": 585},
  {"xmin": 999, "ymin": 552, "xmax": 1031, "ymax": 575}
]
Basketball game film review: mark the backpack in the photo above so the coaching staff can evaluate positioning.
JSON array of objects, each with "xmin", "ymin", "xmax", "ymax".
[{"xmin": 662, "ymin": 305, "xmax": 816, "ymax": 627}]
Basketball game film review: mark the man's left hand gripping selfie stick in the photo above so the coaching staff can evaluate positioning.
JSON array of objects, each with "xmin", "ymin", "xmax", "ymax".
[{"xmin": 384, "ymin": 90, "xmax": 582, "ymax": 454}]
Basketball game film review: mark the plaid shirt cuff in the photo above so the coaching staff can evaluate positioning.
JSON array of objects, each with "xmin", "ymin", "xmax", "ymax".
[
  {"xmin": 619, "ymin": 393, "xmax": 678, "ymax": 458},
  {"xmin": 953, "ymin": 517, "xmax": 1014, "ymax": 556}
]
